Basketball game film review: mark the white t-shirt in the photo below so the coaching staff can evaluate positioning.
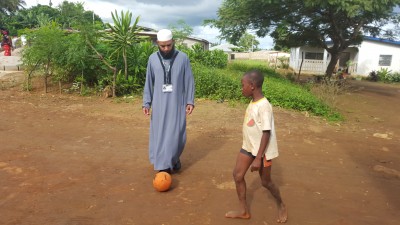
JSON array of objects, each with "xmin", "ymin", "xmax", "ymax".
[{"xmin": 242, "ymin": 97, "xmax": 279, "ymax": 160}]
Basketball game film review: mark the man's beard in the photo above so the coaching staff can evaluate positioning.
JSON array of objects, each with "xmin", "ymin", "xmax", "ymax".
[{"xmin": 159, "ymin": 45, "xmax": 176, "ymax": 59}]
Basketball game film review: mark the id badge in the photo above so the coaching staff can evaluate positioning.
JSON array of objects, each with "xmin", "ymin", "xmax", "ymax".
[{"xmin": 162, "ymin": 84, "xmax": 173, "ymax": 93}]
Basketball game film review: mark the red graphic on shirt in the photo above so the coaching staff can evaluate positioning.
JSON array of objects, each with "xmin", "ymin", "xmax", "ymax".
[{"xmin": 247, "ymin": 119, "xmax": 255, "ymax": 127}]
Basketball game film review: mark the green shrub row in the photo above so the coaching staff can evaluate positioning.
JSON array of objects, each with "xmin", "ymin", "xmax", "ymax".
[
  {"xmin": 179, "ymin": 44, "xmax": 228, "ymax": 69},
  {"xmin": 194, "ymin": 60, "xmax": 342, "ymax": 121},
  {"xmin": 368, "ymin": 68, "xmax": 400, "ymax": 83},
  {"xmin": 21, "ymin": 23, "xmax": 228, "ymax": 97},
  {"xmin": 264, "ymin": 77, "xmax": 341, "ymax": 120},
  {"xmin": 192, "ymin": 63, "xmax": 243, "ymax": 101}
]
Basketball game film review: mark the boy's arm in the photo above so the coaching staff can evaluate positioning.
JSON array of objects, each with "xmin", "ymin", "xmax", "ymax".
[{"xmin": 250, "ymin": 130, "xmax": 270, "ymax": 172}]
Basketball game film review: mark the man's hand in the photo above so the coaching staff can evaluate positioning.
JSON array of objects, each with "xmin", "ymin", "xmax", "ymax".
[
  {"xmin": 142, "ymin": 107, "xmax": 150, "ymax": 116},
  {"xmin": 250, "ymin": 157, "xmax": 262, "ymax": 172},
  {"xmin": 186, "ymin": 104, "xmax": 194, "ymax": 115}
]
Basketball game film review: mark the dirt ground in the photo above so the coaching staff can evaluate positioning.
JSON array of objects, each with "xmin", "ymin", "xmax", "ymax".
[{"xmin": 1, "ymin": 72, "xmax": 399, "ymax": 225}]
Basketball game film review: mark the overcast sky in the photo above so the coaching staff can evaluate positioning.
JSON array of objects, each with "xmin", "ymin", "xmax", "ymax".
[{"xmin": 24, "ymin": 0, "xmax": 274, "ymax": 48}]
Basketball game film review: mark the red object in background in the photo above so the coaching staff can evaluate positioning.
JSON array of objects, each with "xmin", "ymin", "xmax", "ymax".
[
  {"xmin": 3, "ymin": 44, "xmax": 11, "ymax": 56},
  {"xmin": 2, "ymin": 30, "xmax": 12, "ymax": 56}
]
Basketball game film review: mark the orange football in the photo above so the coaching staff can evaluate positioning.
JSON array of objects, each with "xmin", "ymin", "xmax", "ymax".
[{"xmin": 153, "ymin": 172, "xmax": 172, "ymax": 192}]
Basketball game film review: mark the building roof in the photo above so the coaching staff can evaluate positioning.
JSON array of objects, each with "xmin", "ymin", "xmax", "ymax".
[
  {"xmin": 136, "ymin": 30, "xmax": 209, "ymax": 44},
  {"xmin": 137, "ymin": 26, "xmax": 157, "ymax": 32},
  {"xmin": 363, "ymin": 36, "xmax": 400, "ymax": 46},
  {"xmin": 209, "ymin": 43, "xmax": 238, "ymax": 52},
  {"xmin": 103, "ymin": 26, "xmax": 210, "ymax": 44},
  {"xmin": 323, "ymin": 36, "xmax": 400, "ymax": 47}
]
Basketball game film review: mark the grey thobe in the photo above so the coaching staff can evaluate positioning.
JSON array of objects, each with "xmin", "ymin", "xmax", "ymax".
[{"xmin": 142, "ymin": 50, "xmax": 195, "ymax": 170}]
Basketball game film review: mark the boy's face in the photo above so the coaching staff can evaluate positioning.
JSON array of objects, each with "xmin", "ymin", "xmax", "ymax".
[{"xmin": 241, "ymin": 76, "xmax": 253, "ymax": 98}]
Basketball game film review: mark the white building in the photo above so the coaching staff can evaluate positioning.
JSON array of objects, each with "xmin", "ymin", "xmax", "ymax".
[
  {"xmin": 104, "ymin": 26, "xmax": 210, "ymax": 50},
  {"xmin": 289, "ymin": 36, "xmax": 400, "ymax": 76},
  {"xmin": 209, "ymin": 43, "xmax": 238, "ymax": 53},
  {"xmin": 136, "ymin": 27, "xmax": 210, "ymax": 50}
]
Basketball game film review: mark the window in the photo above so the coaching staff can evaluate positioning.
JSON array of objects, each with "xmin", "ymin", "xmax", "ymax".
[
  {"xmin": 379, "ymin": 55, "xmax": 392, "ymax": 66},
  {"xmin": 305, "ymin": 52, "xmax": 323, "ymax": 60}
]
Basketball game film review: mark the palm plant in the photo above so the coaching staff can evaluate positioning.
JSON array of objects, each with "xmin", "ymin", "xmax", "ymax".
[
  {"xmin": 20, "ymin": 11, "xmax": 37, "ymax": 28},
  {"xmin": 0, "ymin": 0, "xmax": 25, "ymax": 15},
  {"xmin": 104, "ymin": 10, "xmax": 142, "ymax": 80},
  {"xmin": 128, "ymin": 41, "xmax": 157, "ymax": 88},
  {"xmin": 36, "ymin": 13, "xmax": 51, "ymax": 27}
]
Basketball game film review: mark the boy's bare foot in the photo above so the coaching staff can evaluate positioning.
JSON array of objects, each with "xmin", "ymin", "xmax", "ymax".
[
  {"xmin": 225, "ymin": 211, "xmax": 250, "ymax": 219},
  {"xmin": 277, "ymin": 203, "xmax": 288, "ymax": 223}
]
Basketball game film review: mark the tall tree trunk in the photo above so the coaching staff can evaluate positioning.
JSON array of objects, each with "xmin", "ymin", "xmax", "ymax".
[
  {"xmin": 27, "ymin": 60, "xmax": 41, "ymax": 91},
  {"xmin": 123, "ymin": 48, "xmax": 128, "ymax": 80},
  {"xmin": 112, "ymin": 69, "xmax": 117, "ymax": 97},
  {"xmin": 44, "ymin": 74, "xmax": 47, "ymax": 93},
  {"xmin": 325, "ymin": 52, "xmax": 340, "ymax": 78},
  {"xmin": 80, "ymin": 69, "xmax": 84, "ymax": 95},
  {"xmin": 297, "ymin": 52, "xmax": 304, "ymax": 81},
  {"xmin": 44, "ymin": 61, "xmax": 49, "ymax": 93}
]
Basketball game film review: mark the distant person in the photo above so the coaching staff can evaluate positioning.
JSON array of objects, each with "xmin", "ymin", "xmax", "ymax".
[
  {"xmin": 225, "ymin": 70, "xmax": 288, "ymax": 223},
  {"xmin": 21, "ymin": 35, "xmax": 27, "ymax": 46},
  {"xmin": 12, "ymin": 36, "xmax": 18, "ymax": 49},
  {"xmin": 1, "ymin": 29, "xmax": 12, "ymax": 56},
  {"xmin": 142, "ymin": 29, "xmax": 195, "ymax": 173}
]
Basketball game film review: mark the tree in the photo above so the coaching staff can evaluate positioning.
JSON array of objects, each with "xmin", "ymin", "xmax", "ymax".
[
  {"xmin": 0, "ymin": 0, "xmax": 25, "ymax": 15},
  {"xmin": 0, "ymin": 0, "xmax": 26, "ymax": 33},
  {"xmin": 104, "ymin": 10, "xmax": 142, "ymax": 80},
  {"xmin": 209, "ymin": 0, "xmax": 400, "ymax": 77},
  {"xmin": 18, "ymin": 4, "xmax": 59, "ymax": 29},
  {"xmin": 58, "ymin": 1, "xmax": 101, "ymax": 28},
  {"xmin": 237, "ymin": 32, "xmax": 259, "ymax": 52},
  {"xmin": 22, "ymin": 22, "xmax": 65, "ymax": 93},
  {"xmin": 168, "ymin": 19, "xmax": 193, "ymax": 45},
  {"xmin": 5, "ymin": 3, "xmax": 102, "ymax": 35}
]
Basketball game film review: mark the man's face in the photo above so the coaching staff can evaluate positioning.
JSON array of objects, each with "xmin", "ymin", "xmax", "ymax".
[{"xmin": 157, "ymin": 39, "xmax": 174, "ymax": 55}]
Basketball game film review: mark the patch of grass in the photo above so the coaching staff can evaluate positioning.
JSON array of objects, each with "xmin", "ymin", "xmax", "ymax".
[
  {"xmin": 265, "ymin": 77, "xmax": 342, "ymax": 121},
  {"xmin": 227, "ymin": 60, "xmax": 281, "ymax": 78},
  {"xmin": 193, "ymin": 60, "xmax": 343, "ymax": 121},
  {"xmin": 113, "ymin": 96, "xmax": 136, "ymax": 104},
  {"xmin": 193, "ymin": 63, "xmax": 243, "ymax": 101}
]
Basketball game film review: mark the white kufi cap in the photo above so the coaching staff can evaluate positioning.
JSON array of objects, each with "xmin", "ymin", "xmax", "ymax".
[{"xmin": 157, "ymin": 29, "xmax": 173, "ymax": 41}]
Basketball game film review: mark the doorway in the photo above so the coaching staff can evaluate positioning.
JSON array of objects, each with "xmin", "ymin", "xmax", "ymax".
[{"xmin": 339, "ymin": 52, "xmax": 350, "ymax": 71}]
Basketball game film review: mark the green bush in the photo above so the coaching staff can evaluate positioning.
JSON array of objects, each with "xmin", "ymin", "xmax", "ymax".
[
  {"xmin": 264, "ymin": 77, "xmax": 341, "ymax": 120},
  {"xmin": 179, "ymin": 44, "xmax": 228, "ymax": 68},
  {"xmin": 127, "ymin": 41, "xmax": 157, "ymax": 90},
  {"xmin": 375, "ymin": 68, "xmax": 400, "ymax": 83},
  {"xmin": 193, "ymin": 60, "xmax": 342, "ymax": 121},
  {"xmin": 115, "ymin": 71, "xmax": 142, "ymax": 96},
  {"xmin": 227, "ymin": 60, "xmax": 280, "ymax": 78},
  {"xmin": 377, "ymin": 68, "xmax": 392, "ymax": 81},
  {"xmin": 96, "ymin": 41, "xmax": 156, "ymax": 96},
  {"xmin": 193, "ymin": 63, "xmax": 243, "ymax": 101},
  {"xmin": 277, "ymin": 56, "xmax": 289, "ymax": 69},
  {"xmin": 389, "ymin": 72, "xmax": 400, "ymax": 82}
]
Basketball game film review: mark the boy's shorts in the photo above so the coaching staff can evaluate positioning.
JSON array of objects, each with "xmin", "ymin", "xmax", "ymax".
[{"xmin": 240, "ymin": 148, "xmax": 272, "ymax": 167}]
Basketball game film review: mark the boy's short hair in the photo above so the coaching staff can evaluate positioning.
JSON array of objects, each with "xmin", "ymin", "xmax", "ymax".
[{"xmin": 244, "ymin": 70, "xmax": 264, "ymax": 88}]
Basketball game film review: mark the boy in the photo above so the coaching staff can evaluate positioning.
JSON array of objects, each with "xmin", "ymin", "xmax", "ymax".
[{"xmin": 225, "ymin": 70, "xmax": 287, "ymax": 223}]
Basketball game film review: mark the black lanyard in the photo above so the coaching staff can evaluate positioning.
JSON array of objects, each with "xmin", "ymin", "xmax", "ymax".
[{"xmin": 157, "ymin": 51, "xmax": 179, "ymax": 85}]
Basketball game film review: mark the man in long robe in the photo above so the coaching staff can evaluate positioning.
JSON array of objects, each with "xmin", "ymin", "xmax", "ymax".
[{"xmin": 142, "ymin": 29, "xmax": 195, "ymax": 172}]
